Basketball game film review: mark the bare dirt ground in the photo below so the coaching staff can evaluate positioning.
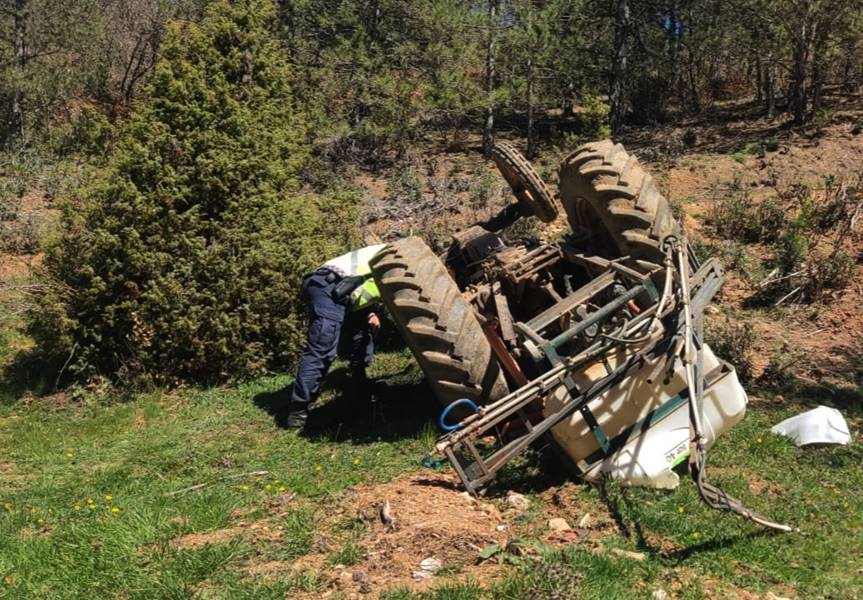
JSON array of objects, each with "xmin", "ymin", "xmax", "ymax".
[{"xmin": 235, "ymin": 472, "xmax": 616, "ymax": 598}]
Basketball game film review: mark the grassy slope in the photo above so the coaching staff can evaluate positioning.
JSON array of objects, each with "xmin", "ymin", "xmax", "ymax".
[{"xmin": 1, "ymin": 349, "xmax": 861, "ymax": 599}]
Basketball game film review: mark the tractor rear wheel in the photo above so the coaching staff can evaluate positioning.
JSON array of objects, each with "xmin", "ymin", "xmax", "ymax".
[
  {"xmin": 370, "ymin": 237, "xmax": 510, "ymax": 408},
  {"xmin": 558, "ymin": 140, "xmax": 680, "ymax": 267}
]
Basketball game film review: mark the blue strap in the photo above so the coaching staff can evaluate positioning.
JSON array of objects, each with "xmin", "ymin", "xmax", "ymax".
[{"xmin": 439, "ymin": 398, "xmax": 479, "ymax": 432}]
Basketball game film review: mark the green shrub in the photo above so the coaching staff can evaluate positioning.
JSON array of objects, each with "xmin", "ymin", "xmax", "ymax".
[
  {"xmin": 386, "ymin": 166, "xmax": 423, "ymax": 206},
  {"xmin": 707, "ymin": 179, "xmax": 754, "ymax": 241},
  {"xmin": 577, "ymin": 95, "xmax": 611, "ymax": 140},
  {"xmin": 470, "ymin": 171, "xmax": 499, "ymax": 210},
  {"xmin": 708, "ymin": 182, "xmax": 789, "ymax": 245},
  {"xmin": 27, "ymin": 0, "xmax": 357, "ymax": 386},
  {"xmin": 705, "ymin": 316, "xmax": 755, "ymax": 383}
]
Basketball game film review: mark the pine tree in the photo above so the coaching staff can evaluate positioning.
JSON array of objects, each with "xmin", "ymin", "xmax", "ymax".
[{"xmin": 28, "ymin": 0, "xmax": 357, "ymax": 384}]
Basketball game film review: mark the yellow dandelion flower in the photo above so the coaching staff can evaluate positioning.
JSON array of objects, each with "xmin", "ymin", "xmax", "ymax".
[
  {"xmin": 110, "ymin": 507, "xmax": 121, "ymax": 514},
  {"xmin": 36, "ymin": 518, "xmax": 45, "ymax": 525},
  {"xmin": 86, "ymin": 498, "xmax": 95, "ymax": 504},
  {"xmin": 29, "ymin": 507, "xmax": 36, "ymax": 514},
  {"xmin": 843, "ymin": 501, "xmax": 850, "ymax": 508},
  {"xmin": 73, "ymin": 504, "xmax": 82, "ymax": 511},
  {"xmin": 274, "ymin": 480, "xmax": 281, "ymax": 485},
  {"xmin": 87, "ymin": 505, "xmax": 95, "ymax": 511},
  {"xmin": 104, "ymin": 495, "xmax": 113, "ymax": 502},
  {"xmin": 314, "ymin": 465, "xmax": 322, "ymax": 472},
  {"xmin": 756, "ymin": 437, "xmax": 763, "ymax": 444},
  {"xmin": 3, "ymin": 502, "xmax": 11, "ymax": 511},
  {"xmin": 352, "ymin": 458, "xmax": 361, "ymax": 466},
  {"xmin": 241, "ymin": 485, "xmax": 250, "ymax": 492},
  {"xmin": 278, "ymin": 486, "xmax": 286, "ymax": 492},
  {"xmin": 677, "ymin": 507, "xmax": 684, "ymax": 513},
  {"xmin": 65, "ymin": 452, "xmax": 74, "ymax": 460},
  {"xmin": 264, "ymin": 484, "xmax": 272, "ymax": 492},
  {"xmin": 692, "ymin": 532, "xmax": 700, "ymax": 540}
]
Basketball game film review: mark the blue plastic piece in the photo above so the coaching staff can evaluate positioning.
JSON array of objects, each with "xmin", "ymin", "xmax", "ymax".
[
  {"xmin": 421, "ymin": 452, "xmax": 447, "ymax": 469},
  {"xmin": 439, "ymin": 398, "xmax": 479, "ymax": 432}
]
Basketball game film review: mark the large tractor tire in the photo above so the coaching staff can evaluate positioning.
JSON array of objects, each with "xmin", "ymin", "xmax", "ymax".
[
  {"xmin": 559, "ymin": 140, "xmax": 680, "ymax": 267},
  {"xmin": 370, "ymin": 237, "xmax": 509, "ymax": 408},
  {"xmin": 492, "ymin": 141, "xmax": 559, "ymax": 223}
]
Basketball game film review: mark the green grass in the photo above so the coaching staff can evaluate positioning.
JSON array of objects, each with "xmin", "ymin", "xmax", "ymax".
[{"xmin": 1, "ymin": 349, "xmax": 861, "ymax": 598}]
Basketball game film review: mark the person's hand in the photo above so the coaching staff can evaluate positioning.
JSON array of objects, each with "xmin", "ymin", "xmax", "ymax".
[{"xmin": 368, "ymin": 312, "xmax": 381, "ymax": 330}]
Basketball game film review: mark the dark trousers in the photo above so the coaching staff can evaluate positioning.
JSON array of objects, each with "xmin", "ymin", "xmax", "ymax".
[{"xmin": 290, "ymin": 272, "xmax": 374, "ymax": 408}]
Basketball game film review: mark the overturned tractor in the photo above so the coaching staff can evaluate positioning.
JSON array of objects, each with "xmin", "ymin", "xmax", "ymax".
[{"xmin": 370, "ymin": 140, "xmax": 790, "ymax": 531}]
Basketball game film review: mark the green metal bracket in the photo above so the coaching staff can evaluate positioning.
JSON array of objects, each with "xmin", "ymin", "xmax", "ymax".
[{"xmin": 580, "ymin": 388, "xmax": 689, "ymax": 469}]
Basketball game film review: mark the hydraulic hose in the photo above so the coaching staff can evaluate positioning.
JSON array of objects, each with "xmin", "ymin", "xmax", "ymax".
[{"xmin": 439, "ymin": 398, "xmax": 480, "ymax": 432}]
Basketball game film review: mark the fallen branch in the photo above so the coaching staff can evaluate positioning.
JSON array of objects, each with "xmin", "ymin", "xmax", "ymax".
[
  {"xmin": 165, "ymin": 470, "xmax": 270, "ymax": 497},
  {"xmin": 774, "ymin": 286, "xmax": 802, "ymax": 307},
  {"xmin": 757, "ymin": 269, "xmax": 804, "ymax": 289}
]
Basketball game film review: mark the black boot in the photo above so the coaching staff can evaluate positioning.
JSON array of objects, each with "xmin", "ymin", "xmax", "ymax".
[
  {"xmin": 285, "ymin": 400, "xmax": 309, "ymax": 429},
  {"xmin": 351, "ymin": 367, "xmax": 374, "ymax": 404}
]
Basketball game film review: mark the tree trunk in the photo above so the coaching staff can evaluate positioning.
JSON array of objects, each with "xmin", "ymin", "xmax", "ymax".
[
  {"xmin": 755, "ymin": 57, "xmax": 763, "ymax": 104},
  {"xmin": 840, "ymin": 57, "xmax": 854, "ymax": 94},
  {"xmin": 766, "ymin": 64, "xmax": 775, "ymax": 118},
  {"xmin": 483, "ymin": 0, "xmax": 498, "ymax": 158},
  {"xmin": 810, "ymin": 28, "xmax": 828, "ymax": 114},
  {"xmin": 609, "ymin": 0, "xmax": 629, "ymax": 135},
  {"xmin": 527, "ymin": 53, "xmax": 536, "ymax": 159},
  {"xmin": 669, "ymin": 4, "xmax": 682, "ymax": 108},
  {"xmin": 526, "ymin": 1, "xmax": 536, "ymax": 160},
  {"xmin": 11, "ymin": 0, "xmax": 27, "ymax": 139},
  {"xmin": 790, "ymin": 4, "xmax": 814, "ymax": 125},
  {"xmin": 562, "ymin": 82, "xmax": 575, "ymax": 117},
  {"xmin": 753, "ymin": 31, "xmax": 763, "ymax": 105},
  {"xmin": 811, "ymin": 56, "xmax": 823, "ymax": 114}
]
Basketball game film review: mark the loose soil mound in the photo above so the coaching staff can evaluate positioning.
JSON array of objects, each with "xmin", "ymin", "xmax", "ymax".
[{"xmin": 291, "ymin": 473, "xmax": 509, "ymax": 597}]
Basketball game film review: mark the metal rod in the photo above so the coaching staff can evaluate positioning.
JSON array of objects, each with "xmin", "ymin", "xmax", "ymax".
[{"xmin": 547, "ymin": 283, "xmax": 646, "ymax": 349}]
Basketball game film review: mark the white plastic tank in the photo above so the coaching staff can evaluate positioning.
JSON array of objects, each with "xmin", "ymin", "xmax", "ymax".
[{"xmin": 545, "ymin": 342, "xmax": 748, "ymax": 489}]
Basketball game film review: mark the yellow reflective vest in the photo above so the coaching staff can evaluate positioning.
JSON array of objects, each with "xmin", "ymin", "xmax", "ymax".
[{"xmin": 321, "ymin": 244, "xmax": 387, "ymax": 311}]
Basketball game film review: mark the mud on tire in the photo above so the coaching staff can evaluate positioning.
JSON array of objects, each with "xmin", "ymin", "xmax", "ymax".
[
  {"xmin": 559, "ymin": 140, "xmax": 680, "ymax": 266},
  {"xmin": 370, "ymin": 237, "xmax": 509, "ymax": 408}
]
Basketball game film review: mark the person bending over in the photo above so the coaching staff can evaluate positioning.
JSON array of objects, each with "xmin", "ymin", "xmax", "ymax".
[{"xmin": 286, "ymin": 244, "xmax": 386, "ymax": 429}]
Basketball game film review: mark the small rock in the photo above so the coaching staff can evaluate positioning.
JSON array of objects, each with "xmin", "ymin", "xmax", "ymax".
[
  {"xmin": 577, "ymin": 513, "xmax": 593, "ymax": 528},
  {"xmin": 333, "ymin": 564, "xmax": 346, "ymax": 570},
  {"xmin": 380, "ymin": 499, "xmax": 393, "ymax": 527},
  {"xmin": 496, "ymin": 524, "xmax": 507, "ymax": 531},
  {"xmin": 359, "ymin": 582, "xmax": 372, "ymax": 594},
  {"xmin": 506, "ymin": 491, "xmax": 530, "ymax": 511},
  {"xmin": 352, "ymin": 569, "xmax": 366, "ymax": 582},
  {"xmin": 652, "ymin": 589, "xmax": 669, "ymax": 600},
  {"xmin": 610, "ymin": 548, "xmax": 646, "ymax": 561},
  {"xmin": 419, "ymin": 557, "xmax": 442, "ymax": 573},
  {"xmin": 548, "ymin": 518, "xmax": 571, "ymax": 532}
]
